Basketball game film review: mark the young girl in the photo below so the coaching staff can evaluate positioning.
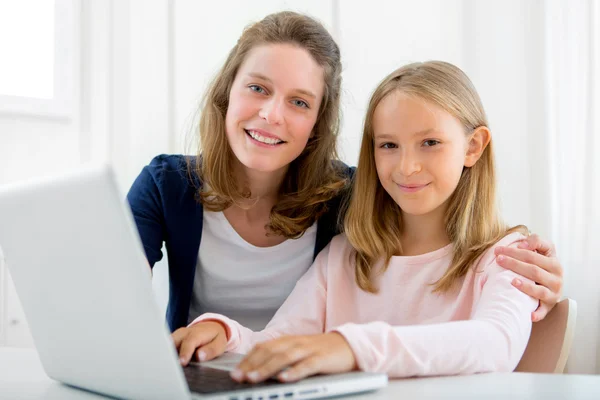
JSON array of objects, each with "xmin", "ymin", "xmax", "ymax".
[{"xmin": 172, "ymin": 60, "xmax": 539, "ymax": 381}]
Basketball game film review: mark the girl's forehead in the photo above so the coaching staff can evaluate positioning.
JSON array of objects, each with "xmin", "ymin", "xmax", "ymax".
[
  {"xmin": 373, "ymin": 92, "xmax": 462, "ymax": 136},
  {"xmin": 375, "ymin": 92, "xmax": 442, "ymax": 124}
]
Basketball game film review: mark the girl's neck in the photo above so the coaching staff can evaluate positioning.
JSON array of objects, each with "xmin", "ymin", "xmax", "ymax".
[{"xmin": 400, "ymin": 205, "xmax": 451, "ymax": 256}]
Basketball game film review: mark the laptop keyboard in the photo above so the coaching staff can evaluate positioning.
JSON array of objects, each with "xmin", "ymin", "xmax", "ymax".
[{"xmin": 183, "ymin": 364, "xmax": 283, "ymax": 395}]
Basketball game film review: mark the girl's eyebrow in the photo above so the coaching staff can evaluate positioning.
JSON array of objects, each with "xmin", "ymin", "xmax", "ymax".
[
  {"xmin": 374, "ymin": 128, "xmax": 438, "ymax": 140},
  {"xmin": 413, "ymin": 128, "xmax": 437, "ymax": 136},
  {"xmin": 247, "ymin": 72, "xmax": 317, "ymax": 99},
  {"xmin": 374, "ymin": 133, "xmax": 397, "ymax": 140}
]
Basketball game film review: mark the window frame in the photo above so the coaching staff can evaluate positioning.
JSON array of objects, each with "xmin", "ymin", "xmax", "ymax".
[{"xmin": 0, "ymin": 0, "xmax": 77, "ymax": 119}]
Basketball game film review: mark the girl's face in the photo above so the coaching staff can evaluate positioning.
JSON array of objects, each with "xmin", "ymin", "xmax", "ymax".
[
  {"xmin": 225, "ymin": 43, "xmax": 325, "ymax": 174},
  {"xmin": 373, "ymin": 91, "xmax": 471, "ymax": 218}
]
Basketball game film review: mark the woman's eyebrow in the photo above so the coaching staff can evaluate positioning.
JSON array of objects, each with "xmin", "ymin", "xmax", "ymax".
[{"xmin": 247, "ymin": 72, "xmax": 317, "ymax": 99}]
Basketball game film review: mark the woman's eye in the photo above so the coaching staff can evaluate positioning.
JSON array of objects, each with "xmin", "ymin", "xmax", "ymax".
[
  {"xmin": 423, "ymin": 140, "xmax": 440, "ymax": 147},
  {"xmin": 292, "ymin": 99, "xmax": 309, "ymax": 109},
  {"xmin": 380, "ymin": 143, "xmax": 397, "ymax": 149},
  {"xmin": 249, "ymin": 85, "xmax": 266, "ymax": 94}
]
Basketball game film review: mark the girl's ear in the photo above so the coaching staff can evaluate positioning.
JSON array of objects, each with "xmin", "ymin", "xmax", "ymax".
[{"xmin": 464, "ymin": 126, "xmax": 491, "ymax": 167}]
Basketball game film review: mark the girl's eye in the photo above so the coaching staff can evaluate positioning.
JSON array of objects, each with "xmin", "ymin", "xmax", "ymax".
[
  {"xmin": 380, "ymin": 143, "xmax": 397, "ymax": 149},
  {"xmin": 423, "ymin": 140, "xmax": 440, "ymax": 147},
  {"xmin": 292, "ymin": 99, "xmax": 309, "ymax": 109},
  {"xmin": 249, "ymin": 84, "xmax": 266, "ymax": 94}
]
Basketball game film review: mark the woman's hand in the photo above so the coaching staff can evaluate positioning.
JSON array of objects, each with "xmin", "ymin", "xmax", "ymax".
[
  {"xmin": 495, "ymin": 234, "xmax": 563, "ymax": 322},
  {"xmin": 230, "ymin": 333, "xmax": 357, "ymax": 383},
  {"xmin": 172, "ymin": 321, "xmax": 228, "ymax": 366}
]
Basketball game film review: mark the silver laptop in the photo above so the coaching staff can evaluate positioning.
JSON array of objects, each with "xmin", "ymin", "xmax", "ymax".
[{"xmin": 0, "ymin": 165, "xmax": 388, "ymax": 400}]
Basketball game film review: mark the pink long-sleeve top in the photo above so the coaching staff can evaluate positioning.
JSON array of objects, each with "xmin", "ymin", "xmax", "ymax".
[{"xmin": 191, "ymin": 232, "xmax": 538, "ymax": 378}]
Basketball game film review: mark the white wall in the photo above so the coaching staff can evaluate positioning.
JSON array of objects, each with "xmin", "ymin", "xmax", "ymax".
[
  {"xmin": 463, "ymin": 0, "xmax": 551, "ymax": 234},
  {"xmin": 0, "ymin": 0, "xmax": 554, "ymax": 348},
  {"xmin": 337, "ymin": 0, "xmax": 465, "ymax": 165}
]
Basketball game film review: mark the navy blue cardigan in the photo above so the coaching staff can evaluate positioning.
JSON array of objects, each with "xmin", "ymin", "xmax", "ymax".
[{"xmin": 127, "ymin": 154, "xmax": 355, "ymax": 332}]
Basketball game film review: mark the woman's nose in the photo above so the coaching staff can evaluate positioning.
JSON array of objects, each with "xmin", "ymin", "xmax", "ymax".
[{"xmin": 258, "ymin": 97, "xmax": 284, "ymax": 125}]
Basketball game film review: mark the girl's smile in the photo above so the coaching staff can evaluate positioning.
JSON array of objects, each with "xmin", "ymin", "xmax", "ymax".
[{"xmin": 397, "ymin": 182, "xmax": 431, "ymax": 193}]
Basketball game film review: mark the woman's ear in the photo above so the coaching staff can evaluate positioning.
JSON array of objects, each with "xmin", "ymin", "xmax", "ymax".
[{"xmin": 464, "ymin": 126, "xmax": 491, "ymax": 167}]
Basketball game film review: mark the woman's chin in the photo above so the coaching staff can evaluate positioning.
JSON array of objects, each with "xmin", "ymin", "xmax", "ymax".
[{"xmin": 239, "ymin": 157, "xmax": 289, "ymax": 174}]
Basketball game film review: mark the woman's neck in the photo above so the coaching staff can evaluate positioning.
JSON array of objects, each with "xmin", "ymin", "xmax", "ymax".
[
  {"xmin": 400, "ymin": 205, "xmax": 450, "ymax": 256},
  {"xmin": 230, "ymin": 160, "xmax": 288, "ymax": 220},
  {"xmin": 220, "ymin": 161, "xmax": 290, "ymax": 247}
]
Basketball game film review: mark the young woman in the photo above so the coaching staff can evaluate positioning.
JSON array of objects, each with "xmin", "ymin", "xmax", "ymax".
[{"xmin": 127, "ymin": 12, "xmax": 563, "ymax": 340}]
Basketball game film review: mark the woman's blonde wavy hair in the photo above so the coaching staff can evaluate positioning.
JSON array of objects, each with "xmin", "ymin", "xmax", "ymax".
[
  {"xmin": 190, "ymin": 11, "xmax": 347, "ymax": 238},
  {"xmin": 344, "ymin": 61, "xmax": 527, "ymax": 293}
]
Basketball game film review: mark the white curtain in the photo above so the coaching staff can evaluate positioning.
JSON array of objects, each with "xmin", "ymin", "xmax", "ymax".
[{"xmin": 544, "ymin": 0, "xmax": 600, "ymax": 374}]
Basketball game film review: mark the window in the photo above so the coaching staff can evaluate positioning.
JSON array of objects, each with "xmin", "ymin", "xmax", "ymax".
[{"xmin": 0, "ymin": 0, "xmax": 76, "ymax": 118}]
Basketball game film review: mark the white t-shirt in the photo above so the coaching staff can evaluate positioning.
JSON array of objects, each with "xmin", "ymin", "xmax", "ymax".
[{"xmin": 188, "ymin": 210, "xmax": 317, "ymax": 330}]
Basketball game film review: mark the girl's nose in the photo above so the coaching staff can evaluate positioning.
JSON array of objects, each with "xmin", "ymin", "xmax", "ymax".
[{"xmin": 396, "ymin": 151, "xmax": 421, "ymax": 177}]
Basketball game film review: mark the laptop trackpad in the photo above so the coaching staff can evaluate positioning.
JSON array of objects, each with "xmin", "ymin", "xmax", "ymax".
[{"xmin": 195, "ymin": 352, "xmax": 244, "ymax": 372}]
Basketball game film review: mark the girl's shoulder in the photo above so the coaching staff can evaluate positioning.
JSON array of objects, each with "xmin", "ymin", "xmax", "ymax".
[
  {"xmin": 474, "ymin": 231, "xmax": 527, "ymax": 273},
  {"xmin": 315, "ymin": 233, "xmax": 356, "ymax": 268},
  {"xmin": 330, "ymin": 232, "xmax": 354, "ymax": 252}
]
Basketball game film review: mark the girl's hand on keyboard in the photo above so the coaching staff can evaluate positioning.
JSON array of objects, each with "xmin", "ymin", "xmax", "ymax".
[
  {"xmin": 230, "ymin": 332, "xmax": 357, "ymax": 383},
  {"xmin": 172, "ymin": 321, "xmax": 228, "ymax": 366}
]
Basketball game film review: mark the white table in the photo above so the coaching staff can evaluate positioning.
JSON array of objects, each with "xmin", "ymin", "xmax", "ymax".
[{"xmin": 2, "ymin": 347, "xmax": 600, "ymax": 400}]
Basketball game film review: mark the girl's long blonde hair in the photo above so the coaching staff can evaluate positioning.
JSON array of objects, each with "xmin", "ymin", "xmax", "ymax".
[
  {"xmin": 190, "ymin": 11, "xmax": 348, "ymax": 238},
  {"xmin": 344, "ymin": 61, "xmax": 527, "ymax": 293}
]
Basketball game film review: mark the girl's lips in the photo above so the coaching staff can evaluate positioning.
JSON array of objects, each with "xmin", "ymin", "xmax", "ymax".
[{"xmin": 398, "ymin": 183, "xmax": 430, "ymax": 193}]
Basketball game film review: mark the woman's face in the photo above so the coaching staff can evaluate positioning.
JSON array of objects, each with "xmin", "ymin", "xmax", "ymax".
[{"xmin": 225, "ymin": 43, "xmax": 325, "ymax": 174}]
